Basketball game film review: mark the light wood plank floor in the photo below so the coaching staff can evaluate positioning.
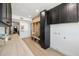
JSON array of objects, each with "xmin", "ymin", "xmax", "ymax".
[
  {"xmin": 23, "ymin": 38, "xmax": 65, "ymax": 56},
  {"xmin": 0, "ymin": 34, "xmax": 34, "ymax": 56},
  {"xmin": 0, "ymin": 34, "xmax": 64, "ymax": 56}
]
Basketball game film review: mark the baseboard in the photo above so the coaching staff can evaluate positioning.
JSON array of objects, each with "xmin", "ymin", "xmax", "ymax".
[
  {"xmin": 49, "ymin": 47, "xmax": 66, "ymax": 56},
  {"xmin": 22, "ymin": 37, "xmax": 32, "ymax": 39}
]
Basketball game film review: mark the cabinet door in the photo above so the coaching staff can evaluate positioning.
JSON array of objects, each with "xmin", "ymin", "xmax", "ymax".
[
  {"xmin": 59, "ymin": 3, "xmax": 68, "ymax": 23},
  {"xmin": 6, "ymin": 3, "xmax": 12, "ymax": 26},
  {"xmin": 59, "ymin": 3, "xmax": 77, "ymax": 23},
  {"xmin": 51, "ymin": 6, "xmax": 59, "ymax": 24},
  {"xmin": 78, "ymin": 3, "xmax": 79, "ymax": 21},
  {"xmin": 47, "ymin": 3, "xmax": 78, "ymax": 24},
  {"xmin": 2, "ymin": 3, "xmax": 7, "ymax": 23},
  {"xmin": 67, "ymin": 3, "xmax": 77, "ymax": 22},
  {"xmin": 0, "ymin": 4, "xmax": 2, "ymax": 21},
  {"xmin": 40, "ymin": 10, "xmax": 50, "ymax": 49},
  {"xmin": 47, "ymin": 10, "xmax": 52, "ymax": 24}
]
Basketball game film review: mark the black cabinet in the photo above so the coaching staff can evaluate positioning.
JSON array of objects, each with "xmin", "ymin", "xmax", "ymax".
[
  {"xmin": 67, "ymin": 3, "xmax": 77, "ymax": 22},
  {"xmin": 47, "ymin": 6, "xmax": 59, "ymax": 24},
  {"xmin": 0, "ymin": 4, "xmax": 3, "ymax": 21},
  {"xmin": 47, "ymin": 3, "xmax": 78, "ymax": 24},
  {"xmin": 0, "ymin": 3, "xmax": 12, "ymax": 26},
  {"xmin": 6, "ymin": 3, "xmax": 12, "ymax": 26},
  {"xmin": 77, "ymin": 3, "xmax": 79, "ymax": 21},
  {"xmin": 40, "ymin": 10, "xmax": 50, "ymax": 49},
  {"xmin": 51, "ymin": 6, "xmax": 59, "ymax": 24},
  {"xmin": 47, "ymin": 10, "xmax": 52, "ymax": 24},
  {"xmin": 2, "ymin": 4, "xmax": 7, "ymax": 24},
  {"xmin": 59, "ymin": 3, "xmax": 68, "ymax": 23}
]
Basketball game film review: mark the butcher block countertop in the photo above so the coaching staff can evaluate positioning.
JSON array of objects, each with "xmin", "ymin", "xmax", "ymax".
[{"xmin": 0, "ymin": 34, "xmax": 34, "ymax": 56}]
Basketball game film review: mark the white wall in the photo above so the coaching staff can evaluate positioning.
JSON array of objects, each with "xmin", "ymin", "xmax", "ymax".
[
  {"xmin": 0, "ymin": 27, "xmax": 5, "ymax": 34},
  {"xmin": 50, "ymin": 22, "xmax": 79, "ymax": 56},
  {"xmin": 12, "ymin": 15, "xmax": 32, "ymax": 38},
  {"xmin": 20, "ymin": 21, "xmax": 31, "ymax": 38},
  {"xmin": 0, "ymin": 27, "xmax": 9, "ymax": 35}
]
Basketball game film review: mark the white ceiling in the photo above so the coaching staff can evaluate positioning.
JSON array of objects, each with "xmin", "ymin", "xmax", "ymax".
[{"xmin": 12, "ymin": 3, "xmax": 61, "ymax": 18}]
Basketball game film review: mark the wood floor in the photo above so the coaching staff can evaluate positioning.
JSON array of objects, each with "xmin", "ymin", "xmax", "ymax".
[
  {"xmin": 0, "ymin": 34, "xmax": 34, "ymax": 56},
  {"xmin": 0, "ymin": 34, "xmax": 64, "ymax": 56},
  {"xmin": 23, "ymin": 38, "xmax": 64, "ymax": 56}
]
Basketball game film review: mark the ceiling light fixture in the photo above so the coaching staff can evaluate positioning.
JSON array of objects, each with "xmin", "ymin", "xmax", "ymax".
[
  {"xmin": 28, "ymin": 15, "xmax": 31, "ymax": 18},
  {"xmin": 36, "ymin": 9, "xmax": 39, "ymax": 13}
]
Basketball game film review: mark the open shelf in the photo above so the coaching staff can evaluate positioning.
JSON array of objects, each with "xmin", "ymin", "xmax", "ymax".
[{"xmin": 32, "ymin": 16, "xmax": 40, "ymax": 41}]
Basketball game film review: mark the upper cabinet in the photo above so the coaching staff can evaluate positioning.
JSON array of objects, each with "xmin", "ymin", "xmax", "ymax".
[
  {"xmin": 6, "ymin": 3, "xmax": 12, "ymax": 26},
  {"xmin": 51, "ymin": 6, "xmax": 59, "ymax": 24},
  {"xmin": 47, "ymin": 6, "xmax": 59, "ymax": 24},
  {"xmin": 0, "ymin": 3, "xmax": 12, "ymax": 26},
  {"xmin": 59, "ymin": 3, "xmax": 68, "ymax": 23},
  {"xmin": 67, "ymin": 4, "xmax": 77, "ymax": 22},
  {"xmin": 77, "ymin": 4, "xmax": 79, "ymax": 21},
  {"xmin": 47, "ymin": 3, "xmax": 78, "ymax": 24},
  {"xmin": 0, "ymin": 4, "xmax": 3, "ymax": 21},
  {"xmin": 2, "ymin": 4, "xmax": 7, "ymax": 24}
]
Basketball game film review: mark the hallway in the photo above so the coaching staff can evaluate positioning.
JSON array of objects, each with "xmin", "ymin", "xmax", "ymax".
[{"xmin": 0, "ymin": 3, "xmax": 79, "ymax": 56}]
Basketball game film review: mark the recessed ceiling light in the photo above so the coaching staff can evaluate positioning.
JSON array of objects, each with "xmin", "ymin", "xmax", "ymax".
[
  {"xmin": 36, "ymin": 9, "xmax": 39, "ymax": 13},
  {"xmin": 28, "ymin": 15, "xmax": 31, "ymax": 18}
]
